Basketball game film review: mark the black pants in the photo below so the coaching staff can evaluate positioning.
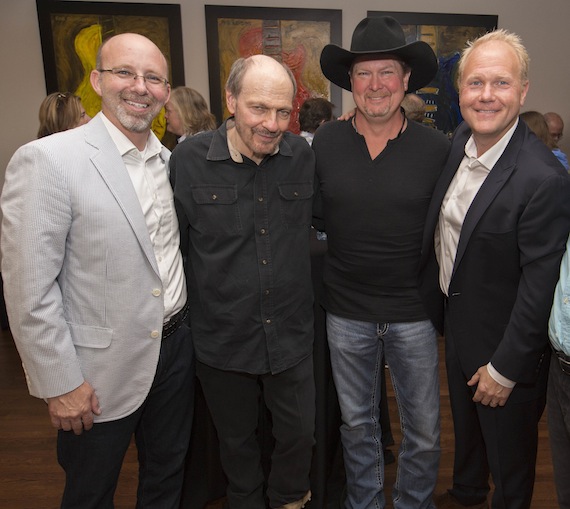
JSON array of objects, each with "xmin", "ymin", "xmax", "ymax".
[
  {"xmin": 197, "ymin": 356, "xmax": 315, "ymax": 509},
  {"xmin": 445, "ymin": 328, "xmax": 544, "ymax": 509},
  {"xmin": 58, "ymin": 323, "xmax": 194, "ymax": 509}
]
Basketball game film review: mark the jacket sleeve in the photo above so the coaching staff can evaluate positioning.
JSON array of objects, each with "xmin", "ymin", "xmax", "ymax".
[
  {"xmin": 491, "ymin": 172, "xmax": 570, "ymax": 383},
  {"xmin": 1, "ymin": 142, "xmax": 84, "ymax": 399}
]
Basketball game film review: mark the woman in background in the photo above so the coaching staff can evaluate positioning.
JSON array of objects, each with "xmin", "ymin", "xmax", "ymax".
[
  {"xmin": 165, "ymin": 86, "xmax": 217, "ymax": 143},
  {"xmin": 37, "ymin": 92, "xmax": 90, "ymax": 138}
]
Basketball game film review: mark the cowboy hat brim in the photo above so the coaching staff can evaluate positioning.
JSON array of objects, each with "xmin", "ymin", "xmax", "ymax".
[{"xmin": 320, "ymin": 41, "xmax": 438, "ymax": 92}]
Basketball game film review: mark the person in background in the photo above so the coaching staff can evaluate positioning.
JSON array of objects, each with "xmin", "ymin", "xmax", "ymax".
[
  {"xmin": 37, "ymin": 91, "xmax": 91, "ymax": 138},
  {"xmin": 544, "ymin": 111, "xmax": 568, "ymax": 171},
  {"xmin": 547, "ymin": 233, "xmax": 570, "ymax": 509},
  {"xmin": 299, "ymin": 97, "xmax": 334, "ymax": 146},
  {"xmin": 520, "ymin": 110, "xmax": 569, "ymax": 170},
  {"xmin": 172, "ymin": 54, "xmax": 315, "ymax": 509},
  {"xmin": 401, "ymin": 92, "xmax": 427, "ymax": 123},
  {"xmin": 165, "ymin": 86, "xmax": 217, "ymax": 143},
  {"xmin": 1, "ymin": 33, "xmax": 193, "ymax": 509},
  {"xmin": 419, "ymin": 29, "xmax": 570, "ymax": 509},
  {"xmin": 313, "ymin": 16, "xmax": 450, "ymax": 509},
  {"xmin": 545, "ymin": 111, "xmax": 565, "ymax": 145}
]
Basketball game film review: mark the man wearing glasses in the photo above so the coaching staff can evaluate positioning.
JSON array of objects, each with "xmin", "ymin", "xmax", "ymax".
[
  {"xmin": 1, "ymin": 33, "xmax": 193, "ymax": 509},
  {"xmin": 544, "ymin": 111, "xmax": 569, "ymax": 171}
]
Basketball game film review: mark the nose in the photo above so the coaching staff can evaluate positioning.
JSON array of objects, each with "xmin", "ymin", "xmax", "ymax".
[
  {"xmin": 369, "ymin": 73, "xmax": 383, "ymax": 90},
  {"xmin": 262, "ymin": 110, "xmax": 279, "ymax": 132},
  {"xmin": 479, "ymin": 83, "xmax": 494, "ymax": 100},
  {"xmin": 131, "ymin": 75, "xmax": 150, "ymax": 93}
]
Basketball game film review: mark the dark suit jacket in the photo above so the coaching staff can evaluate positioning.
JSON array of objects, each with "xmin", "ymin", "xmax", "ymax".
[{"xmin": 419, "ymin": 120, "xmax": 570, "ymax": 401}]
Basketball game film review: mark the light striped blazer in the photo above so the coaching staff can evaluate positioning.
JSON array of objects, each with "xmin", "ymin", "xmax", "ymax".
[{"xmin": 1, "ymin": 114, "xmax": 171, "ymax": 422}]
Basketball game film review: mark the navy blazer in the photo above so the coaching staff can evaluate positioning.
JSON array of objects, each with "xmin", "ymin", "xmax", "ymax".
[{"xmin": 419, "ymin": 120, "xmax": 570, "ymax": 400}]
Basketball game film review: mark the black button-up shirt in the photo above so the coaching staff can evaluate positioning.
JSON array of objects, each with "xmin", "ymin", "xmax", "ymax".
[{"xmin": 172, "ymin": 120, "xmax": 315, "ymax": 374}]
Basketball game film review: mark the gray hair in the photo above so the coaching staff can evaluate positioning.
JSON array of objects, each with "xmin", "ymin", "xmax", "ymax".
[{"xmin": 225, "ymin": 56, "xmax": 297, "ymax": 98}]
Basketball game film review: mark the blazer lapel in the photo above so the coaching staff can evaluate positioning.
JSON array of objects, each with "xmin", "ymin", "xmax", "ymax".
[
  {"xmin": 452, "ymin": 123, "xmax": 525, "ymax": 277},
  {"xmin": 84, "ymin": 115, "xmax": 161, "ymax": 277},
  {"xmin": 421, "ymin": 124, "xmax": 469, "ymax": 258}
]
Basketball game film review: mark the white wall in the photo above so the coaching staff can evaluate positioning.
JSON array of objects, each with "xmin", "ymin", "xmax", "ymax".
[{"xmin": 2, "ymin": 0, "xmax": 570, "ymax": 178}]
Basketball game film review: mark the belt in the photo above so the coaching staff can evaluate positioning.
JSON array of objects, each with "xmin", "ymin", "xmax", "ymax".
[
  {"xmin": 553, "ymin": 348, "xmax": 570, "ymax": 376},
  {"xmin": 162, "ymin": 302, "xmax": 189, "ymax": 339}
]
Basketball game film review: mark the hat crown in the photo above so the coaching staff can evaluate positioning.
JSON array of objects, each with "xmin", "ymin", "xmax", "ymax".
[{"xmin": 350, "ymin": 16, "xmax": 407, "ymax": 53}]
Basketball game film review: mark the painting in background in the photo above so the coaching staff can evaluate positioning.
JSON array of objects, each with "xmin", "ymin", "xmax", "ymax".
[
  {"xmin": 36, "ymin": 0, "xmax": 184, "ymax": 139},
  {"xmin": 369, "ymin": 11, "xmax": 498, "ymax": 135},
  {"xmin": 205, "ymin": 5, "xmax": 342, "ymax": 133}
]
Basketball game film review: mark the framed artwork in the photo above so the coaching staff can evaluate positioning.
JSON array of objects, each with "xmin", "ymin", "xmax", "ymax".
[
  {"xmin": 36, "ymin": 0, "xmax": 185, "ymax": 139},
  {"xmin": 369, "ymin": 11, "xmax": 498, "ymax": 134},
  {"xmin": 205, "ymin": 5, "xmax": 342, "ymax": 133}
]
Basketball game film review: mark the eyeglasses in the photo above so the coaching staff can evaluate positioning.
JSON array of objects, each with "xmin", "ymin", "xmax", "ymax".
[{"xmin": 98, "ymin": 68, "xmax": 169, "ymax": 88}]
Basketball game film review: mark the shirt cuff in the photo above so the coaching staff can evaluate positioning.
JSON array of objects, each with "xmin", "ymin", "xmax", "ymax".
[{"xmin": 487, "ymin": 362, "xmax": 516, "ymax": 388}]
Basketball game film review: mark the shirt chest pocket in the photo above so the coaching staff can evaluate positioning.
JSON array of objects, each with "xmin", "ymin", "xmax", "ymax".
[
  {"xmin": 278, "ymin": 182, "xmax": 313, "ymax": 228},
  {"xmin": 191, "ymin": 185, "xmax": 242, "ymax": 233}
]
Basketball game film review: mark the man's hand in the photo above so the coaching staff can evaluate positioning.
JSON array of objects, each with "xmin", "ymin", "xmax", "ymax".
[
  {"xmin": 47, "ymin": 381, "xmax": 101, "ymax": 435},
  {"xmin": 468, "ymin": 365, "xmax": 513, "ymax": 407},
  {"xmin": 337, "ymin": 108, "xmax": 357, "ymax": 122}
]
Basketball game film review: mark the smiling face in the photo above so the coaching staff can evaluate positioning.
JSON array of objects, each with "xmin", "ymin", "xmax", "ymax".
[
  {"xmin": 458, "ymin": 40, "xmax": 529, "ymax": 155},
  {"xmin": 225, "ymin": 56, "xmax": 294, "ymax": 164},
  {"xmin": 90, "ymin": 33, "xmax": 170, "ymax": 145},
  {"xmin": 350, "ymin": 56, "xmax": 410, "ymax": 123}
]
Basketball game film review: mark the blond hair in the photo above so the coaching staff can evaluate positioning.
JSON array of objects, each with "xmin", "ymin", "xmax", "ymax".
[
  {"xmin": 456, "ymin": 29, "xmax": 530, "ymax": 87},
  {"xmin": 37, "ymin": 92, "xmax": 84, "ymax": 138},
  {"xmin": 168, "ymin": 86, "xmax": 217, "ymax": 136}
]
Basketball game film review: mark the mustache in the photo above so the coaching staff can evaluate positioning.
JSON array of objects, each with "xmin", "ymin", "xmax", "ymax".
[{"xmin": 253, "ymin": 128, "xmax": 280, "ymax": 138}]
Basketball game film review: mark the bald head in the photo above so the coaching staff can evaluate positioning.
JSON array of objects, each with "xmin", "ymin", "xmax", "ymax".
[
  {"xmin": 226, "ymin": 54, "xmax": 297, "ymax": 101},
  {"xmin": 90, "ymin": 33, "xmax": 171, "ymax": 149},
  {"xmin": 96, "ymin": 33, "xmax": 168, "ymax": 73},
  {"xmin": 544, "ymin": 112, "xmax": 564, "ymax": 144}
]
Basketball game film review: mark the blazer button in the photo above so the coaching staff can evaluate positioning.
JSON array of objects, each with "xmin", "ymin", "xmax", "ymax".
[
  {"xmin": 152, "ymin": 289, "xmax": 161, "ymax": 297},
  {"xmin": 150, "ymin": 330, "xmax": 160, "ymax": 339}
]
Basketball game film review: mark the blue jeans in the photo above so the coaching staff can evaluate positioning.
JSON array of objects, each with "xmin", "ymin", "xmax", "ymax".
[{"xmin": 327, "ymin": 313, "xmax": 440, "ymax": 509}]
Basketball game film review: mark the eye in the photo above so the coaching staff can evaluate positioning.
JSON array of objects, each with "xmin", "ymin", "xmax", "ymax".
[
  {"xmin": 277, "ymin": 110, "xmax": 291, "ymax": 120},
  {"xmin": 115, "ymin": 69, "xmax": 135, "ymax": 78},
  {"xmin": 145, "ymin": 74, "xmax": 164, "ymax": 85}
]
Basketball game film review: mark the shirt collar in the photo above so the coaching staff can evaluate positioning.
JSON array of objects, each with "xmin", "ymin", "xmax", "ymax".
[
  {"xmin": 100, "ymin": 112, "xmax": 162, "ymax": 160},
  {"xmin": 464, "ymin": 119, "xmax": 519, "ymax": 171}
]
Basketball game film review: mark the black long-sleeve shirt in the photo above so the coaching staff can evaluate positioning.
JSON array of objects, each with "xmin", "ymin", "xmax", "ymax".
[
  {"xmin": 312, "ymin": 119, "xmax": 450, "ymax": 323},
  {"xmin": 172, "ymin": 120, "xmax": 315, "ymax": 374}
]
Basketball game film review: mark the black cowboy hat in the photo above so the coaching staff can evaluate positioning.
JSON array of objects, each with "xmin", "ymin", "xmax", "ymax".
[{"xmin": 320, "ymin": 16, "xmax": 438, "ymax": 92}]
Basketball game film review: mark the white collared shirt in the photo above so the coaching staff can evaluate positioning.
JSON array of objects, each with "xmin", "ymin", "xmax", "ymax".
[{"xmin": 100, "ymin": 114, "xmax": 186, "ymax": 321}]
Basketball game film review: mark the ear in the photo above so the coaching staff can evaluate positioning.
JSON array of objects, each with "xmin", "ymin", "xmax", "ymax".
[
  {"xmin": 519, "ymin": 80, "xmax": 530, "ymax": 107},
  {"xmin": 226, "ymin": 88, "xmax": 236, "ymax": 115},
  {"xmin": 90, "ymin": 70, "xmax": 102, "ymax": 97},
  {"xmin": 402, "ymin": 70, "xmax": 411, "ymax": 93}
]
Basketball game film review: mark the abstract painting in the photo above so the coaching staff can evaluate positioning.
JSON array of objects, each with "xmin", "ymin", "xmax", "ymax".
[
  {"xmin": 205, "ymin": 5, "xmax": 342, "ymax": 133},
  {"xmin": 36, "ymin": 0, "xmax": 184, "ymax": 139}
]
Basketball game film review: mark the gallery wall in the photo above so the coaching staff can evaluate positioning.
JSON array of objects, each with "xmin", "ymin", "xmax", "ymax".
[{"xmin": 1, "ymin": 0, "xmax": 569, "ymax": 178}]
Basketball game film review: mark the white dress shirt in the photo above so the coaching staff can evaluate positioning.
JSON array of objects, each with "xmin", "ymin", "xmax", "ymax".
[{"xmin": 101, "ymin": 114, "xmax": 186, "ymax": 321}]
